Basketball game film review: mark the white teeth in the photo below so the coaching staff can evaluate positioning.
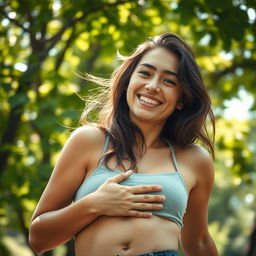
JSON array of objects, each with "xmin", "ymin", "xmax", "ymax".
[{"xmin": 139, "ymin": 95, "xmax": 160, "ymax": 105}]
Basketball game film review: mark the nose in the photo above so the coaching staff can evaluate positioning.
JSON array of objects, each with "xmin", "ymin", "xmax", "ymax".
[{"xmin": 145, "ymin": 78, "xmax": 160, "ymax": 93}]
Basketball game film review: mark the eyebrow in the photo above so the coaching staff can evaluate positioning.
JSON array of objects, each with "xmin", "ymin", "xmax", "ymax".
[{"xmin": 139, "ymin": 63, "xmax": 178, "ymax": 77}]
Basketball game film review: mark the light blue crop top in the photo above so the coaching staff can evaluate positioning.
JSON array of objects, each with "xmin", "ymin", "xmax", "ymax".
[{"xmin": 74, "ymin": 136, "xmax": 188, "ymax": 228}]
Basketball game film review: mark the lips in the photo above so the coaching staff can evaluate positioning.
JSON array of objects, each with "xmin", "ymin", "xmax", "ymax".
[{"xmin": 137, "ymin": 93, "xmax": 162, "ymax": 106}]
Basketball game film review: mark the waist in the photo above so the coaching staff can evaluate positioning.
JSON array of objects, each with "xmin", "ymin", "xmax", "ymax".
[{"xmin": 75, "ymin": 215, "xmax": 180, "ymax": 256}]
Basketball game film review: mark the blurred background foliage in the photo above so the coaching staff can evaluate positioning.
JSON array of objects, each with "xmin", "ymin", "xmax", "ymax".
[{"xmin": 0, "ymin": 0, "xmax": 255, "ymax": 255}]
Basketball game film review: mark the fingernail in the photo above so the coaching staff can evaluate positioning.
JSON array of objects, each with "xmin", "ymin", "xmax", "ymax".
[
  {"xmin": 126, "ymin": 170, "xmax": 133, "ymax": 175},
  {"xmin": 161, "ymin": 196, "xmax": 166, "ymax": 200}
]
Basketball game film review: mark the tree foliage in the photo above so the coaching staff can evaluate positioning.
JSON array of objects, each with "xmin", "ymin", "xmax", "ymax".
[{"xmin": 0, "ymin": 0, "xmax": 255, "ymax": 255}]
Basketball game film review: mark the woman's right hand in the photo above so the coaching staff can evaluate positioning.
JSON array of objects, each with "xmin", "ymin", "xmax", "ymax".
[{"xmin": 90, "ymin": 170, "xmax": 166, "ymax": 218}]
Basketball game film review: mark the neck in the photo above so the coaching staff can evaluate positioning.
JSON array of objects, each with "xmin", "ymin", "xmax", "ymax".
[{"xmin": 133, "ymin": 119, "xmax": 166, "ymax": 149}]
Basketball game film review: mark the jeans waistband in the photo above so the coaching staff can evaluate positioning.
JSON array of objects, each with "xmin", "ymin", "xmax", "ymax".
[{"xmin": 137, "ymin": 250, "xmax": 178, "ymax": 256}]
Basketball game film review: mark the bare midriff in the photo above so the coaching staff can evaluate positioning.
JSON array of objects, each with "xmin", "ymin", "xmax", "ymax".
[{"xmin": 74, "ymin": 215, "xmax": 180, "ymax": 256}]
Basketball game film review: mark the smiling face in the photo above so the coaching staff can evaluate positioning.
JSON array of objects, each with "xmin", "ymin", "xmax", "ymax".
[{"xmin": 126, "ymin": 47, "xmax": 183, "ymax": 128}]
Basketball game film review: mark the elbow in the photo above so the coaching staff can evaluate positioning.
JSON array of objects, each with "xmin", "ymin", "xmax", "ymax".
[
  {"xmin": 182, "ymin": 234, "xmax": 218, "ymax": 255},
  {"xmin": 29, "ymin": 231, "xmax": 48, "ymax": 255},
  {"xmin": 29, "ymin": 234, "xmax": 42, "ymax": 254},
  {"xmin": 29, "ymin": 222, "xmax": 49, "ymax": 254}
]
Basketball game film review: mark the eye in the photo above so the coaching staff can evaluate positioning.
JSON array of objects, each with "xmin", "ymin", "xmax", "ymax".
[
  {"xmin": 163, "ymin": 78, "xmax": 176, "ymax": 86},
  {"xmin": 138, "ymin": 70, "xmax": 151, "ymax": 77}
]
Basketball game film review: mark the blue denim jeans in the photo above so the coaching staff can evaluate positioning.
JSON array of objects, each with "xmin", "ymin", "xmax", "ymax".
[{"xmin": 137, "ymin": 250, "xmax": 178, "ymax": 256}]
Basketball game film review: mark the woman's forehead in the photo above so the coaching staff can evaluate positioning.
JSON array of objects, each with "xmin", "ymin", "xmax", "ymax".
[{"xmin": 137, "ymin": 48, "xmax": 179, "ymax": 72}]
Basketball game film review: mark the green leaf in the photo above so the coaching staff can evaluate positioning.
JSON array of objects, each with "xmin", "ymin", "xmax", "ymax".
[{"xmin": 8, "ymin": 93, "xmax": 29, "ymax": 108}]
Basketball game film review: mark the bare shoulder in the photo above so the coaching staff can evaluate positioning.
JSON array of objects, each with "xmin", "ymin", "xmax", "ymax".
[
  {"xmin": 62, "ymin": 125, "xmax": 107, "ymax": 164},
  {"xmin": 69, "ymin": 125, "xmax": 106, "ymax": 148},
  {"xmin": 179, "ymin": 144, "xmax": 214, "ymax": 186},
  {"xmin": 187, "ymin": 144, "xmax": 213, "ymax": 164}
]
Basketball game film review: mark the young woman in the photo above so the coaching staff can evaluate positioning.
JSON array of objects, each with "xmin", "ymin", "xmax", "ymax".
[{"xmin": 29, "ymin": 33, "xmax": 219, "ymax": 256}]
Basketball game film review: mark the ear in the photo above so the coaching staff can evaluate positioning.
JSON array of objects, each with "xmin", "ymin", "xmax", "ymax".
[
  {"xmin": 176, "ymin": 95, "xmax": 184, "ymax": 110},
  {"xmin": 176, "ymin": 101, "xmax": 183, "ymax": 110}
]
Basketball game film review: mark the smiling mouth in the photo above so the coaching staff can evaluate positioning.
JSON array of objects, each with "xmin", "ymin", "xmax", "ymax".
[{"xmin": 138, "ymin": 94, "xmax": 162, "ymax": 106}]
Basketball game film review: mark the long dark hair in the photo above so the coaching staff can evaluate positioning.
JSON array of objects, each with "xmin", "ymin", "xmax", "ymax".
[{"xmin": 81, "ymin": 33, "xmax": 215, "ymax": 171}]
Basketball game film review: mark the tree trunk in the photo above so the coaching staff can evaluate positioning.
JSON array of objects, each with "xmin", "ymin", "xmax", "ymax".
[{"xmin": 244, "ymin": 215, "xmax": 256, "ymax": 256}]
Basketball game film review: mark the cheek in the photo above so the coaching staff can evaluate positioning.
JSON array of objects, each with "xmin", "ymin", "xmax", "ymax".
[
  {"xmin": 126, "ymin": 83, "xmax": 133, "ymax": 107},
  {"xmin": 163, "ymin": 89, "xmax": 181, "ymax": 110},
  {"xmin": 126, "ymin": 78, "xmax": 138, "ymax": 100}
]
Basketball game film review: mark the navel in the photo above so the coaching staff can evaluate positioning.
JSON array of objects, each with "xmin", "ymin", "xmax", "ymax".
[
  {"xmin": 115, "ymin": 243, "xmax": 130, "ymax": 256},
  {"xmin": 123, "ymin": 243, "xmax": 129, "ymax": 250}
]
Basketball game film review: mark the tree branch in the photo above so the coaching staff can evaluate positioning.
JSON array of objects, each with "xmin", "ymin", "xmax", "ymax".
[
  {"xmin": 55, "ymin": 26, "xmax": 77, "ymax": 71},
  {"xmin": 27, "ymin": 11, "xmax": 37, "ymax": 51},
  {"xmin": 211, "ymin": 59, "xmax": 256, "ymax": 81},
  {"xmin": 1, "ymin": 11, "xmax": 29, "ymax": 32},
  {"xmin": 45, "ymin": 0, "xmax": 132, "ymax": 53},
  {"xmin": 83, "ymin": 42, "xmax": 101, "ymax": 73}
]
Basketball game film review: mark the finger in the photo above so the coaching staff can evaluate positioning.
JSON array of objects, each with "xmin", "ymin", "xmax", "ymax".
[
  {"xmin": 133, "ymin": 203, "xmax": 163, "ymax": 211},
  {"xmin": 127, "ymin": 210, "xmax": 152, "ymax": 218},
  {"xmin": 108, "ymin": 170, "xmax": 133, "ymax": 183},
  {"xmin": 133, "ymin": 194, "xmax": 166, "ymax": 202},
  {"xmin": 129, "ymin": 185, "xmax": 162, "ymax": 194}
]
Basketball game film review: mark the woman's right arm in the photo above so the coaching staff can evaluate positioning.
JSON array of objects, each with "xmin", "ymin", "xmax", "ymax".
[
  {"xmin": 29, "ymin": 126, "xmax": 164, "ymax": 254},
  {"xmin": 29, "ymin": 126, "xmax": 103, "ymax": 253}
]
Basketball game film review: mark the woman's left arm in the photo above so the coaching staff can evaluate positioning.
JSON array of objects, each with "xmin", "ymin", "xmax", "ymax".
[{"xmin": 180, "ymin": 146, "xmax": 219, "ymax": 256}]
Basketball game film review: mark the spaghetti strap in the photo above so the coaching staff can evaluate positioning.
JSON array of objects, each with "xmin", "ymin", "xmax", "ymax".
[
  {"xmin": 166, "ymin": 140, "xmax": 188, "ymax": 193},
  {"xmin": 98, "ymin": 135, "xmax": 110, "ymax": 165},
  {"xmin": 165, "ymin": 140, "xmax": 180, "ymax": 173}
]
